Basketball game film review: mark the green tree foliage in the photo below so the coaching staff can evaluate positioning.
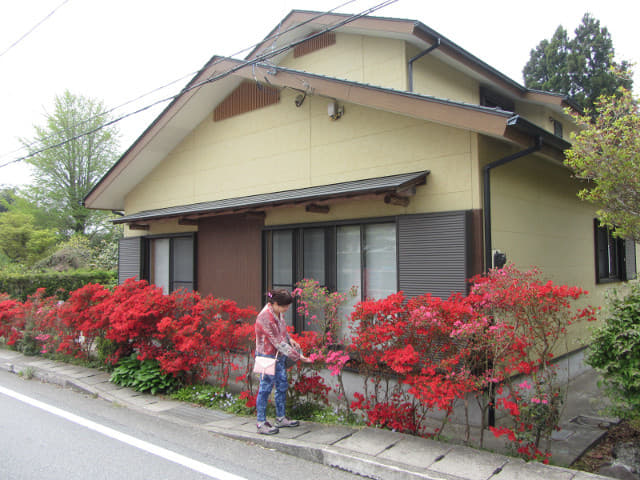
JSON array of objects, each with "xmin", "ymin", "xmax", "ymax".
[
  {"xmin": 21, "ymin": 90, "xmax": 120, "ymax": 236},
  {"xmin": 587, "ymin": 282, "xmax": 640, "ymax": 419},
  {"xmin": 33, "ymin": 233, "xmax": 118, "ymax": 271},
  {"xmin": 564, "ymin": 86, "xmax": 640, "ymax": 241},
  {"xmin": 0, "ymin": 212, "xmax": 58, "ymax": 265},
  {"xmin": 0, "ymin": 187, "xmax": 17, "ymax": 213},
  {"xmin": 523, "ymin": 13, "xmax": 632, "ymax": 115}
]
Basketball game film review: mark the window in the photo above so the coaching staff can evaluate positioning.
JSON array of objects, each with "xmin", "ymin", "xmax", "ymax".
[
  {"xmin": 147, "ymin": 234, "xmax": 195, "ymax": 293},
  {"xmin": 594, "ymin": 220, "xmax": 636, "ymax": 283},
  {"xmin": 264, "ymin": 221, "xmax": 398, "ymax": 332},
  {"xmin": 480, "ymin": 87, "xmax": 515, "ymax": 112},
  {"xmin": 552, "ymin": 119, "xmax": 563, "ymax": 138}
]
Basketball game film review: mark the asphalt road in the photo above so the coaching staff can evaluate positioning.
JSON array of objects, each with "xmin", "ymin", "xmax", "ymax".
[{"xmin": 0, "ymin": 370, "xmax": 362, "ymax": 480}]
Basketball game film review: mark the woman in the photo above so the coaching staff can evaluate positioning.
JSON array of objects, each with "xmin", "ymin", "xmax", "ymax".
[{"xmin": 255, "ymin": 289, "xmax": 312, "ymax": 435}]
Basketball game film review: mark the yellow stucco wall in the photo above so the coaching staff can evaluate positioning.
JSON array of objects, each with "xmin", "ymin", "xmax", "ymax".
[
  {"xmin": 279, "ymin": 33, "xmax": 406, "ymax": 90},
  {"xmin": 515, "ymin": 101, "xmax": 578, "ymax": 141},
  {"xmin": 407, "ymin": 45, "xmax": 479, "ymax": 104},
  {"xmin": 478, "ymin": 136, "xmax": 625, "ymax": 349},
  {"xmin": 124, "ymin": 222, "xmax": 196, "ymax": 238},
  {"xmin": 125, "ymin": 88, "xmax": 477, "ymax": 221}
]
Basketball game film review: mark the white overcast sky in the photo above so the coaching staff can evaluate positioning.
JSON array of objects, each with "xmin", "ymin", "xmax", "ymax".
[{"xmin": 1, "ymin": 0, "xmax": 638, "ymax": 187}]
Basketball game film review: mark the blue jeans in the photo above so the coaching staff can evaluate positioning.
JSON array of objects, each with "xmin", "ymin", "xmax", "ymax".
[{"xmin": 256, "ymin": 354, "xmax": 288, "ymax": 422}]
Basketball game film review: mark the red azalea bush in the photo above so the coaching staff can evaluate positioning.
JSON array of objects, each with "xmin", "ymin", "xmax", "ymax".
[
  {"xmin": 0, "ymin": 265, "xmax": 597, "ymax": 462},
  {"xmin": 54, "ymin": 283, "xmax": 112, "ymax": 358},
  {"xmin": 155, "ymin": 291, "xmax": 257, "ymax": 386},
  {"xmin": 103, "ymin": 278, "xmax": 174, "ymax": 363},
  {"xmin": 0, "ymin": 296, "xmax": 25, "ymax": 347}
]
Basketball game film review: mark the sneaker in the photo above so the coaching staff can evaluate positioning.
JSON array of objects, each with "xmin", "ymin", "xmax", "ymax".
[
  {"xmin": 257, "ymin": 421, "xmax": 279, "ymax": 435},
  {"xmin": 275, "ymin": 416, "xmax": 300, "ymax": 428}
]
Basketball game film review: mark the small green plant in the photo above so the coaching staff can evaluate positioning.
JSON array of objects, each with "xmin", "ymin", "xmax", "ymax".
[
  {"xmin": 17, "ymin": 333, "xmax": 39, "ymax": 356},
  {"xmin": 170, "ymin": 384, "xmax": 256, "ymax": 416},
  {"xmin": 95, "ymin": 337, "xmax": 119, "ymax": 369},
  {"xmin": 587, "ymin": 282, "xmax": 640, "ymax": 420},
  {"xmin": 110, "ymin": 354, "xmax": 181, "ymax": 395},
  {"xmin": 18, "ymin": 366, "xmax": 35, "ymax": 379}
]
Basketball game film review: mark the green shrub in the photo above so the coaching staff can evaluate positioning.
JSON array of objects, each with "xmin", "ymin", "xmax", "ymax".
[
  {"xmin": 586, "ymin": 282, "xmax": 640, "ymax": 419},
  {"xmin": 110, "ymin": 354, "xmax": 181, "ymax": 395},
  {"xmin": 171, "ymin": 384, "xmax": 254, "ymax": 415},
  {"xmin": 0, "ymin": 269, "xmax": 116, "ymax": 301},
  {"xmin": 95, "ymin": 337, "xmax": 120, "ymax": 369}
]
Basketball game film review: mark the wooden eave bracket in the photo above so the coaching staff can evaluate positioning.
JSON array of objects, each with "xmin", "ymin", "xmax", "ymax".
[
  {"xmin": 384, "ymin": 181, "xmax": 423, "ymax": 206},
  {"xmin": 128, "ymin": 223, "xmax": 150, "ymax": 230},
  {"xmin": 178, "ymin": 218, "xmax": 199, "ymax": 226},
  {"xmin": 384, "ymin": 194, "xmax": 410, "ymax": 207},
  {"xmin": 305, "ymin": 203, "xmax": 330, "ymax": 214}
]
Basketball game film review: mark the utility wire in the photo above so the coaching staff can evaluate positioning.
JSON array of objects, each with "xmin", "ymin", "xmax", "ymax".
[
  {"xmin": 0, "ymin": 0, "xmax": 359, "ymax": 164},
  {"xmin": 0, "ymin": 0, "xmax": 397, "ymax": 170},
  {"xmin": 0, "ymin": 0, "xmax": 71, "ymax": 58}
]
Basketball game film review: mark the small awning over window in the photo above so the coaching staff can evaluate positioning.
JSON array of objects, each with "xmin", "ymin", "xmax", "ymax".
[{"xmin": 114, "ymin": 170, "xmax": 429, "ymax": 225}]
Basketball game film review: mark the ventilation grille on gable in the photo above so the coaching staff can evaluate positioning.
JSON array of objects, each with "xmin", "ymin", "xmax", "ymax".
[
  {"xmin": 294, "ymin": 32, "xmax": 336, "ymax": 58},
  {"xmin": 213, "ymin": 81, "xmax": 280, "ymax": 122}
]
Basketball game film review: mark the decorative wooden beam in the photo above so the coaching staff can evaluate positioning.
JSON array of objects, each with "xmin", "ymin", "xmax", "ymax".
[
  {"xmin": 305, "ymin": 203, "xmax": 330, "ymax": 214},
  {"xmin": 128, "ymin": 223, "xmax": 150, "ymax": 230},
  {"xmin": 384, "ymin": 194, "xmax": 410, "ymax": 207}
]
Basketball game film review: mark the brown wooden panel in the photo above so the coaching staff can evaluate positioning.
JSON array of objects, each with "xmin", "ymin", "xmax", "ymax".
[
  {"xmin": 197, "ymin": 214, "xmax": 264, "ymax": 309},
  {"xmin": 293, "ymin": 32, "xmax": 336, "ymax": 58},
  {"xmin": 213, "ymin": 81, "xmax": 280, "ymax": 122}
]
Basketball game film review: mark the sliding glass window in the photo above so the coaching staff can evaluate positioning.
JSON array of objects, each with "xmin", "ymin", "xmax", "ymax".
[
  {"xmin": 147, "ymin": 234, "xmax": 195, "ymax": 294},
  {"xmin": 264, "ymin": 221, "xmax": 397, "ymax": 332}
]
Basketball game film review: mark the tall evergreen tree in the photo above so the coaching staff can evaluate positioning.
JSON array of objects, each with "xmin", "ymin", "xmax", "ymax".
[{"xmin": 523, "ymin": 13, "xmax": 632, "ymax": 115}]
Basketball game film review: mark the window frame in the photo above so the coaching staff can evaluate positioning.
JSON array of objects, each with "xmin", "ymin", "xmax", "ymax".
[
  {"xmin": 594, "ymin": 220, "xmax": 627, "ymax": 284},
  {"xmin": 263, "ymin": 216, "xmax": 399, "ymax": 332},
  {"xmin": 479, "ymin": 86, "xmax": 515, "ymax": 112},
  {"xmin": 143, "ymin": 232, "xmax": 197, "ymax": 293}
]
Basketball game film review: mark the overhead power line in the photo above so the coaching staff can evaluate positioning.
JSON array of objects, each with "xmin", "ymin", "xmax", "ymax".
[
  {"xmin": 0, "ymin": 0, "xmax": 397, "ymax": 171},
  {"xmin": 0, "ymin": 0, "xmax": 70, "ymax": 58},
  {"xmin": 0, "ymin": 0, "xmax": 360, "ymax": 165}
]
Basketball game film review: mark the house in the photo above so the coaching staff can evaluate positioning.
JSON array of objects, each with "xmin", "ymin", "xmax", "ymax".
[{"xmin": 84, "ymin": 10, "xmax": 636, "ymax": 349}]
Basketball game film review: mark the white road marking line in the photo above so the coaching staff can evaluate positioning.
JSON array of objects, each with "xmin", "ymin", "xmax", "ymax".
[{"xmin": 0, "ymin": 385, "xmax": 247, "ymax": 480}]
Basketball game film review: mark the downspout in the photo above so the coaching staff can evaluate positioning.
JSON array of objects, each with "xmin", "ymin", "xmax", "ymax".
[
  {"xmin": 483, "ymin": 135, "xmax": 542, "ymax": 429},
  {"xmin": 483, "ymin": 135, "xmax": 542, "ymax": 427},
  {"xmin": 483, "ymin": 136, "xmax": 542, "ymax": 272},
  {"xmin": 408, "ymin": 38, "xmax": 441, "ymax": 92}
]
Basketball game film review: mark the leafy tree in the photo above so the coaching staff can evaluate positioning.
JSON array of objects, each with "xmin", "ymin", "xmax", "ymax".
[
  {"xmin": 564, "ymin": 86, "xmax": 640, "ymax": 241},
  {"xmin": 0, "ymin": 187, "xmax": 17, "ymax": 213},
  {"xmin": 523, "ymin": 13, "xmax": 632, "ymax": 115},
  {"xmin": 21, "ymin": 90, "xmax": 120, "ymax": 236},
  {"xmin": 0, "ymin": 212, "xmax": 59, "ymax": 265},
  {"xmin": 1, "ymin": 188, "xmax": 58, "ymax": 232}
]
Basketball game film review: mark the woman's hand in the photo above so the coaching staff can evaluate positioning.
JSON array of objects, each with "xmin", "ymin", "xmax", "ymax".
[{"xmin": 299, "ymin": 354, "xmax": 313, "ymax": 363}]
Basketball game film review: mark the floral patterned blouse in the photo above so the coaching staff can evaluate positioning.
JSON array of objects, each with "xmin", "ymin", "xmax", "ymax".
[{"xmin": 254, "ymin": 304, "xmax": 300, "ymax": 360}]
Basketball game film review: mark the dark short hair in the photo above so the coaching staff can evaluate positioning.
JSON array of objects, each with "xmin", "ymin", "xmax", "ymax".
[{"xmin": 267, "ymin": 289, "xmax": 293, "ymax": 306}]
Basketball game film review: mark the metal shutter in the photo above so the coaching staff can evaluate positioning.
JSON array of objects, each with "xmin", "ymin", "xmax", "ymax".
[
  {"xmin": 398, "ymin": 211, "xmax": 468, "ymax": 299},
  {"xmin": 118, "ymin": 237, "xmax": 143, "ymax": 284},
  {"xmin": 624, "ymin": 239, "xmax": 637, "ymax": 281}
]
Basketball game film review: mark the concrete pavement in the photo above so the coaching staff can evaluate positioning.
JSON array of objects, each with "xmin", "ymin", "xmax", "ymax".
[{"xmin": 0, "ymin": 348, "xmax": 616, "ymax": 480}]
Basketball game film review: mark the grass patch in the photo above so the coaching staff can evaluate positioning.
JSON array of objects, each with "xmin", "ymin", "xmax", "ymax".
[{"xmin": 171, "ymin": 384, "xmax": 365, "ymax": 426}]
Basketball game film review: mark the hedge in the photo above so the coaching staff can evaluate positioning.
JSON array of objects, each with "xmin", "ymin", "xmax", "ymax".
[{"xmin": 0, "ymin": 270, "xmax": 117, "ymax": 301}]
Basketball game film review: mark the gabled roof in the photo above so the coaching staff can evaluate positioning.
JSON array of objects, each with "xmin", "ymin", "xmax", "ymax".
[
  {"xmin": 247, "ymin": 10, "xmax": 578, "ymax": 112},
  {"xmin": 84, "ymin": 10, "xmax": 571, "ymax": 212}
]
